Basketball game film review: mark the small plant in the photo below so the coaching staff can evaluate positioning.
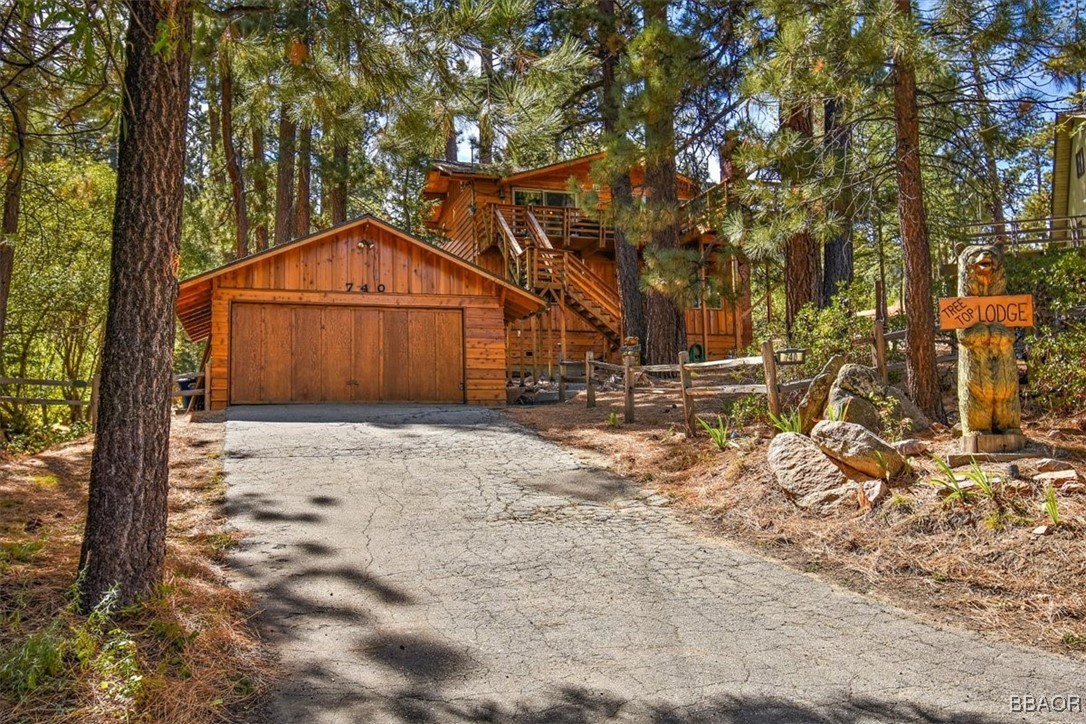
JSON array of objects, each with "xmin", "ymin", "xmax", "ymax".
[
  {"xmin": 962, "ymin": 460, "xmax": 997, "ymax": 501},
  {"xmin": 0, "ymin": 622, "xmax": 67, "ymax": 697},
  {"xmin": 606, "ymin": 411, "xmax": 619, "ymax": 427},
  {"xmin": 698, "ymin": 415, "xmax": 734, "ymax": 451},
  {"xmin": 767, "ymin": 408, "xmax": 803, "ymax": 434},
  {"xmin": 928, "ymin": 456, "xmax": 975, "ymax": 508},
  {"xmin": 823, "ymin": 400, "xmax": 849, "ymax": 422},
  {"xmin": 872, "ymin": 450, "xmax": 892, "ymax": 482},
  {"xmin": 1043, "ymin": 484, "xmax": 1061, "ymax": 526},
  {"xmin": 1061, "ymin": 632, "xmax": 1086, "ymax": 650}
]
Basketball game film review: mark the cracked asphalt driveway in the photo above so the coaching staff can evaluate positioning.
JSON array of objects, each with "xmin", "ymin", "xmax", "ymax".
[{"xmin": 224, "ymin": 405, "xmax": 1083, "ymax": 723}]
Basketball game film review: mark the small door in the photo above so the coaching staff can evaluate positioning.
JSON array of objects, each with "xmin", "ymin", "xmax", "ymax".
[{"xmin": 229, "ymin": 303, "xmax": 465, "ymax": 404}]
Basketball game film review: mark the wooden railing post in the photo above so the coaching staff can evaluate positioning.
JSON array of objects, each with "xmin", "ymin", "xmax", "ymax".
[
  {"xmin": 585, "ymin": 351, "xmax": 596, "ymax": 408},
  {"xmin": 203, "ymin": 363, "xmax": 211, "ymax": 412},
  {"xmin": 679, "ymin": 350, "xmax": 696, "ymax": 436},
  {"xmin": 622, "ymin": 350, "xmax": 635, "ymax": 423},
  {"xmin": 89, "ymin": 372, "xmax": 101, "ymax": 431},
  {"xmin": 557, "ymin": 361, "xmax": 566, "ymax": 403},
  {"xmin": 872, "ymin": 319, "xmax": 888, "ymax": 384},
  {"xmin": 761, "ymin": 340, "xmax": 780, "ymax": 417}
]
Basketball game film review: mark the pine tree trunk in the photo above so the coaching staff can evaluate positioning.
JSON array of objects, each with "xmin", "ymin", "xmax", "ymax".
[
  {"xmin": 293, "ymin": 124, "xmax": 312, "ymax": 237},
  {"xmin": 273, "ymin": 107, "xmax": 296, "ymax": 245},
  {"xmin": 219, "ymin": 48, "xmax": 248, "ymax": 258},
  {"xmin": 329, "ymin": 141, "xmax": 348, "ymax": 224},
  {"xmin": 969, "ymin": 52, "xmax": 1007, "ymax": 246},
  {"xmin": 251, "ymin": 125, "xmax": 269, "ymax": 250},
  {"xmin": 0, "ymin": 12, "xmax": 30, "ymax": 364},
  {"xmin": 781, "ymin": 104, "xmax": 820, "ymax": 330},
  {"xmin": 822, "ymin": 97, "xmax": 853, "ymax": 303},
  {"xmin": 478, "ymin": 45, "xmax": 494, "ymax": 165},
  {"xmin": 444, "ymin": 125, "xmax": 458, "ymax": 162},
  {"xmin": 78, "ymin": 0, "xmax": 193, "ymax": 609},
  {"xmin": 892, "ymin": 0, "xmax": 942, "ymax": 420},
  {"xmin": 641, "ymin": 0, "xmax": 686, "ymax": 365},
  {"xmin": 599, "ymin": 0, "xmax": 644, "ymax": 346}
]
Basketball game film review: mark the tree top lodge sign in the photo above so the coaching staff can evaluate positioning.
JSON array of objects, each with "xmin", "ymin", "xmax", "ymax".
[{"xmin": 938, "ymin": 294, "xmax": 1034, "ymax": 331}]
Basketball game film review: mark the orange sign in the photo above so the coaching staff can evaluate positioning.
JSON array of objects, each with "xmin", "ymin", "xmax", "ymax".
[{"xmin": 938, "ymin": 294, "xmax": 1034, "ymax": 330}]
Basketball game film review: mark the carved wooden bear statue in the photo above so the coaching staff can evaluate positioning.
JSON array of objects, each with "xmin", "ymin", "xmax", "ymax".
[{"xmin": 956, "ymin": 244, "xmax": 1022, "ymax": 437}]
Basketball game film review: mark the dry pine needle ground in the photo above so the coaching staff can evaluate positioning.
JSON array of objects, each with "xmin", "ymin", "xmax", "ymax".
[{"xmin": 0, "ymin": 414, "xmax": 272, "ymax": 723}]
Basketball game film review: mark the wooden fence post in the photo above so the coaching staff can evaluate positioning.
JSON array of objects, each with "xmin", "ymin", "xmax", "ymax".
[
  {"xmin": 89, "ymin": 372, "xmax": 101, "ymax": 431},
  {"xmin": 872, "ymin": 319, "xmax": 888, "ymax": 384},
  {"xmin": 557, "ymin": 361, "xmax": 566, "ymax": 403},
  {"xmin": 622, "ymin": 351, "xmax": 635, "ymax": 423},
  {"xmin": 761, "ymin": 340, "xmax": 780, "ymax": 417},
  {"xmin": 585, "ymin": 351, "xmax": 596, "ymax": 408},
  {"xmin": 679, "ymin": 350, "xmax": 696, "ymax": 436}
]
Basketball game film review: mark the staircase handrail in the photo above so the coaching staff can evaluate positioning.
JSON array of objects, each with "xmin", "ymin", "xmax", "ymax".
[
  {"xmin": 526, "ymin": 210, "xmax": 554, "ymax": 249},
  {"xmin": 563, "ymin": 253, "xmax": 621, "ymax": 322}
]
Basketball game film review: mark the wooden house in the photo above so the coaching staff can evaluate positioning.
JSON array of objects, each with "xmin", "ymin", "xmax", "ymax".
[
  {"xmin": 176, "ymin": 215, "xmax": 545, "ymax": 409},
  {"xmin": 421, "ymin": 153, "xmax": 752, "ymax": 377},
  {"xmin": 1052, "ymin": 112, "xmax": 1086, "ymax": 242}
]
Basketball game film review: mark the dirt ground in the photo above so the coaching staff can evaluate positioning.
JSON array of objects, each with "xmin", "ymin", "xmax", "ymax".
[
  {"xmin": 0, "ymin": 413, "xmax": 270, "ymax": 722},
  {"xmin": 505, "ymin": 389, "xmax": 1086, "ymax": 658}
]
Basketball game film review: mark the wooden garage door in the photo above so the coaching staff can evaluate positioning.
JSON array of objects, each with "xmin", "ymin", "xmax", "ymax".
[{"xmin": 230, "ymin": 303, "xmax": 464, "ymax": 404}]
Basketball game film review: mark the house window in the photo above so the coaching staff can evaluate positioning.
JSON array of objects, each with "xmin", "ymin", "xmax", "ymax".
[
  {"xmin": 1076, "ymin": 148, "xmax": 1084, "ymax": 179},
  {"xmin": 513, "ymin": 188, "xmax": 576, "ymax": 207}
]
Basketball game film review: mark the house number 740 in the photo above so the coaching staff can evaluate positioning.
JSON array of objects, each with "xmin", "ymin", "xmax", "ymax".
[{"xmin": 344, "ymin": 282, "xmax": 386, "ymax": 293}]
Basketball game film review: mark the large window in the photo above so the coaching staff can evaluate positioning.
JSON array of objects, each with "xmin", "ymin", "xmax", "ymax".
[{"xmin": 513, "ymin": 188, "xmax": 576, "ymax": 207}]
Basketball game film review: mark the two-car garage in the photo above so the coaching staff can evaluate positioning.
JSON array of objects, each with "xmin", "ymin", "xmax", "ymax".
[
  {"xmin": 228, "ymin": 304, "xmax": 465, "ymax": 404},
  {"xmin": 175, "ymin": 215, "xmax": 545, "ymax": 410}
]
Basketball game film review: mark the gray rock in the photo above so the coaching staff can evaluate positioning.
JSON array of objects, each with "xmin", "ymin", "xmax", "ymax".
[
  {"xmin": 825, "ymin": 364, "xmax": 931, "ymax": 435},
  {"xmin": 768, "ymin": 432, "xmax": 856, "ymax": 514},
  {"xmin": 811, "ymin": 420, "xmax": 905, "ymax": 478},
  {"xmin": 827, "ymin": 386, "xmax": 883, "ymax": 431},
  {"xmin": 1037, "ymin": 458, "xmax": 1074, "ymax": 473},
  {"xmin": 860, "ymin": 479, "xmax": 889, "ymax": 509},
  {"xmin": 893, "ymin": 439, "xmax": 930, "ymax": 457},
  {"xmin": 798, "ymin": 354, "xmax": 848, "ymax": 434}
]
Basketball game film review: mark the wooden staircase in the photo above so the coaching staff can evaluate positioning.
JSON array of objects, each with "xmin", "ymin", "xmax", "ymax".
[{"xmin": 491, "ymin": 205, "xmax": 622, "ymax": 346}]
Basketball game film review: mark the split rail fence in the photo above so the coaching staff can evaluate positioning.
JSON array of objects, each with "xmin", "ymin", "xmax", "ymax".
[
  {"xmin": 0, "ymin": 369, "xmax": 209, "ymax": 429},
  {"xmin": 557, "ymin": 319, "xmax": 959, "ymax": 435}
]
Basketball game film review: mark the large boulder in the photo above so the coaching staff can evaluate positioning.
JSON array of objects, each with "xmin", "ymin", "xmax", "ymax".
[
  {"xmin": 798, "ymin": 354, "xmax": 847, "ymax": 434},
  {"xmin": 810, "ymin": 420, "xmax": 905, "ymax": 479},
  {"xmin": 826, "ymin": 364, "xmax": 931, "ymax": 435},
  {"xmin": 768, "ymin": 432, "xmax": 858, "ymax": 514}
]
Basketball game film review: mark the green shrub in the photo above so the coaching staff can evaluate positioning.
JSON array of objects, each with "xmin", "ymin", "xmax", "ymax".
[
  {"xmin": 722, "ymin": 394, "xmax": 768, "ymax": 429},
  {"xmin": 778, "ymin": 280, "xmax": 874, "ymax": 379},
  {"xmin": 0, "ymin": 622, "xmax": 68, "ymax": 698},
  {"xmin": 2, "ymin": 421, "xmax": 91, "ymax": 457},
  {"xmin": 1026, "ymin": 322, "xmax": 1086, "ymax": 414}
]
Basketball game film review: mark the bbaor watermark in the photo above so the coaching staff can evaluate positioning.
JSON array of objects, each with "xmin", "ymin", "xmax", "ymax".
[{"xmin": 1009, "ymin": 695, "xmax": 1082, "ymax": 714}]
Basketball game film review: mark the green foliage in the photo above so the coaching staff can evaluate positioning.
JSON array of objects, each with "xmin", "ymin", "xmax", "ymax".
[
  {"xmin": 929, "ymin": 456, "xmax": 975, "ymax": 508},
  {"xmin": 697, "ymin": 415, "xmax": 734, "ymax": 451},
  {"xmin": 606, "ymin": 410, "xmax": 619, "ymax": 427},
  {"xmin": 768, "ymin": 408, "xmax": 802, "ymax": 434},
  {"xmin": 1025, "ymin": 322, "xmax": 1086, "ymax": 414},
  {"xmin": 723, "ymin": 394, "xmax": 768, "ymax": 429},
  {"xmin": 1, "ymin": 421, "xmax": 91, "ymax": 457},
  {"xmin": 0, "ymin": 622, "xmax": 67, "ymax": 698},
  {"xmin": 1006, "ymin": 249, "xmax": 1086, "ymax": 324},
  {"xmin": 1042, "ymin": 484, "xmax": 1060, "ymax": 527},
  {"xmin": 770, "ymin": 280, "xmax": 874, "ymax": 379}
]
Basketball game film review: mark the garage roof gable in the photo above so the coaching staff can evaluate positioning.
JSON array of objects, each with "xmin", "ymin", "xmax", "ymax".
[{"xmin": 177, "ymin": 215, "xmax": 546, "ymax": 342}]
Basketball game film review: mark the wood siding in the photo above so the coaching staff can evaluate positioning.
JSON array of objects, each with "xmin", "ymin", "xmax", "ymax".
[{"xmin": 199, "ymin": 220, "xmax": 522, "ymax": 409}]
